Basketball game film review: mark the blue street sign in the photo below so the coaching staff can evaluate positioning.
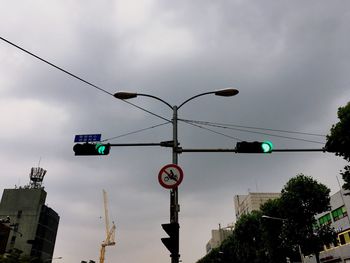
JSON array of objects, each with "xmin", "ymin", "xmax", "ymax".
[{"xmin": 74, "ymin": 134, "xmax": 102, "ymax": 143}]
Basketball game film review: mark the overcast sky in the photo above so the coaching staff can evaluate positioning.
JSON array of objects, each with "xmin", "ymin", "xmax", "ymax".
[{"xmin": 1, "ymin": 1, "xmax": 350, "ymax": 262}]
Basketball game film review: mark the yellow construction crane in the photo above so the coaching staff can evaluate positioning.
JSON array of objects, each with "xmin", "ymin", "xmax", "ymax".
[{"xmin": 99, "ymin": 189, "xmax": 116, "ymax": 263}]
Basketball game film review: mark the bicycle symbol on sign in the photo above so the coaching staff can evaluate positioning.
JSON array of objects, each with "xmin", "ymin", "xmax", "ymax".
[
  {"xmin": 158, "ymin": 164, "xmax": 184, "ymax": 189},
  {"xmin": 164, "ymin": 169, "xmax": 178, "ymax": 182}
]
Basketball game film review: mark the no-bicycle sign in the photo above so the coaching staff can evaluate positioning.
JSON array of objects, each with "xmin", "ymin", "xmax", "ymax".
[{"xmin": 158, "ymin": 164, "xmax": 184, "ymax": 189}]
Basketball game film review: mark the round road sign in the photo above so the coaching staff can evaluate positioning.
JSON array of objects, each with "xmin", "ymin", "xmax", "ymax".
[{"xmin": 158, "ymin": 164, "xmax": 184, "ymax": 189}]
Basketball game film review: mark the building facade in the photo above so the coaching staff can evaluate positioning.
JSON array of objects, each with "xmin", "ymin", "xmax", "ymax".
[
  {"xmin": 0, "ymin": 167, "xmax": 59, "ymax": 262},
  {"xmin": 204, "ymin": 192, "xmax": 281, "ymax": 254},
  {"xmin": 234, "ymin": 192, "xmax": 281, "ymax": 220},
  {"xmin": 0, "ymin": 222, "xmax": 10, "ymax": 254},
  {"xmin": 304, "ymin": 189, "xmax": 350, "ymax": 263},
  {"xmin": 206, "ymin": 225, "xmax": 234, "ymax": 253}
]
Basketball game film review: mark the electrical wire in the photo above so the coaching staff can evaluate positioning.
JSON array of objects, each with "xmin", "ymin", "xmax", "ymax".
[
  {"xmin": 0, "ymin": 36, "xmax": 171, "ymax": 122},
  {"xmin": 179, "ymin": 119, "xmax": 326, "ymax": 144},
  {"xmin": 180, "ymin": 120, "xmax": 243, "ymax": 141},
  {"xmin": 0, "ymin": 36, "xmax": 114, "ymax": 97},
  {"xmin": 121, "ymin": 101, "xmax": 171, "ymax": 122},
  {"xmin": 101, "ymin": 122, "xmax": 170, "ymax": 142},
  {"xmin": 179, "ymin": 118, "xmax": 326, "ymax": 137},
  {"xmin": 0, "ymin": 36, "xmax": 328, "ymax": 145}
]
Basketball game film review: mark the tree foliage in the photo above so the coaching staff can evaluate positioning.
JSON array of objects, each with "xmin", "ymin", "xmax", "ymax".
[
  {"xmin": 326, "ymin": 102, "xmax": 350, "ymax": 190},
  {"xmin": 326, "ymin": 102, "xmax": 350, "ymax": 161},
  {"xmin": 196, "ymin": 174, "xmax": 335, "ymax": 263},
  {"xmin": 260, "ymin": 199, "xmax": 291, "ymax": 263},
  {"xmin": 279, "ymin": 174, "xmax": 335, "ymax": 263},
  {"xmin": 231, "ymin": 211, "xmax": 268, "ymax": 263}
]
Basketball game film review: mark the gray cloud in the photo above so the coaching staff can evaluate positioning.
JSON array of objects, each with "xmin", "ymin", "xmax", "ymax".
[{"xmin": 1, "ymin": 1, "xmax": 349, "ymax": 262}]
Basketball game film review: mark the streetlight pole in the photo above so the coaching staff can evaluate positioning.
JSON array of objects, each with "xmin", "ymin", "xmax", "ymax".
[
  {"xmin": 114, "ymin": 88, "xmax": 239, "ymax": 263},
  {"xmin": 171, "ymin": 105, "xmax": 179, "ymax": 227}
]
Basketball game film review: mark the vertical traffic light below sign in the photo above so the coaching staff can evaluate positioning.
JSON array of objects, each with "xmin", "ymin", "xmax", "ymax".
[
  {"xmin": 161, "ymin": 222, "xmax": 179, "ymax": 257},
  {"xmin": 235, "ymin": 141, "xmax": 273, "ymax": 153},
  {"xmin": 73, "ymin": 143, "xmax": 111, "ymax": 156}
]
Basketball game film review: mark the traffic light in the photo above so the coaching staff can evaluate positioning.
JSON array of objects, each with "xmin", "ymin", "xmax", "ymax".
[
  {"xmin": 73, "ymin": 143, "xmax": 111, "ymax": 156},
  {"xmin": 161, "ymin": 222, "xmax": 179, "ymax": 257},
  {"xmin": 236, "ymin": 141, "xmax": 273, "ymax": 153}
]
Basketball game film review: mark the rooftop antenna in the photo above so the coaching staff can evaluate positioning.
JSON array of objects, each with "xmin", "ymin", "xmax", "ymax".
[{"xmin": 28, "ymin": 160, "xmax": 47, "ymax": 189}]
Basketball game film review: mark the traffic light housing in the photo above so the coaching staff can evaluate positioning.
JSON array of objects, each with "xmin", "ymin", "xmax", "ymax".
[
  {"xmin": 236, "ymin": 141, "xmax": 273, "ymax": 153},
  {"xmin": 73, "ymin": 143, "xmax": 111, "ymax": 156},
  {"xmin": 161, "ymin": 222, "xmax": 179, "ymax": 257}
]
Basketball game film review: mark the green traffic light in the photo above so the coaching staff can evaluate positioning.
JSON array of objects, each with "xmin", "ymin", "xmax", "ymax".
[
  {"xmin": 261, "ymin": 141, "xmax": 273, "ymax": 153},
  {"xmin": 96, "ymin": 144, "xmax": 106, "ymax": 154}
]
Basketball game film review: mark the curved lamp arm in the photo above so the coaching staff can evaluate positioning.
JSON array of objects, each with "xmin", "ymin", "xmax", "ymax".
[
  {"xmin": 178, "ymin": 88, "xmax": 238, "ymax": 109},
  {"xmin": 114, "ymin": 88, "xmax": 239, "ymax": 110},
  {"xmin": 114, "ymin": 92, "xmax": 172, "ymax": 109}
]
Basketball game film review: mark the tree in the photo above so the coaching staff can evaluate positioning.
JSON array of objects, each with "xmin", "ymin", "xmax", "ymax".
[
  {"xmin": 326, "ymin": 102, "xmax": 350, "ymax": 190},
  {"xmin": 196, "ymin": 211, "xmax": 267, "ymax": 263},
  {"xmin": 279, "ymin": 174, "xmax": 336, "ymax": 263},
  {"xmin": 196, "ymin": 247, "xmax": 222, "ymax": 263},
  {"xmin": 260, "ymin": 199, "xmax": 292, "ymax": 263},
  {"xmin": 196, "ymin": 175, "xmax": 336, "ymax": 263},
  {"xmin": 231, "ymin": 211, "xmax": 268, "ymax": 263}
]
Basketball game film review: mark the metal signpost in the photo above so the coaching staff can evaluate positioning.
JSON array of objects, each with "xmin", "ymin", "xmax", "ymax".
[{"xmin": 113, "ymin": 88, "xmax": 239, "ymax": 263}]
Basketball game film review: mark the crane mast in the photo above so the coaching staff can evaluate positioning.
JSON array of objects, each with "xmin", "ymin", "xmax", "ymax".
[
  {"xmin": 103, "ymin": 189, "xmax": 110, "ymax": 237},
  {"xmin": 99, "ymin": 190, "xmax": 116, "ymax": 263}
]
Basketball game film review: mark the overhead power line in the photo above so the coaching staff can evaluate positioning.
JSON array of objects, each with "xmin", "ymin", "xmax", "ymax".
[
  {"xmin": 0, "ymin": 36, "xmax": 328, "ymax": 145},
  {"xmin": 0, "ymin": 36, "xmax": 114, "ymax": 97},
  {"xmin": 0, "ymin": 36, "xmax": 171, "ymax": 122},
  {"xmin": 179, "ymin": 119, "xmax": 325, "ymax": 144},
  {"xmin": 179, "ymin": 119, "xmax": 326, "ymax": 137},
  {"xmin": 122, "ymin": 101, "xmax": 171, "ymax": 122},
  {"xmin": 180, "ymin": 120, "xmax": 243, "ymax": 141},
  {"xmin": 101, "ymin": 122, "xmax": 170, "ymax": 142}
]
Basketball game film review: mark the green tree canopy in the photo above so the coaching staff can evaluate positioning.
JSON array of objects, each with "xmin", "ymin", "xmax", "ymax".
[
  {"xmin": 260, "ymin": 198, "xmax": 291, "ymax": 263},
  {"xmin": 326, "ymin": 102, "xmax": 350, "ymax": 190},
  {"xmin": 196, "ymin": 175, "xmax": 335, "ymax": 263},
  {"xmin": 279, "ymin": 174, "xmax": 335, "ymax": 263},
  {"xmin": 232, "ymin": 211, "xmax": 268, "ymax": 263},
  {"xmin": 326, "ymin": 102, "xmax": 350, "ymax": 161}
]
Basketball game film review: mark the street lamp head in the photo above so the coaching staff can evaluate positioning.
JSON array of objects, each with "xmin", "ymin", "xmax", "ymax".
[
  {"xmin": 113, "ymin": 91, "xmax": 138, "ymax": 100},
  {"xmin": 214, "ymin": 88, "xmax": 239, "ymax": 97}
]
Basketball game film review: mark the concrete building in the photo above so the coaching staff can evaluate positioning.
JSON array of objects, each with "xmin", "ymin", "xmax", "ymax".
[
  {"xmin": 204, "ymin": 192, "xmax": 281, "ymax": 254},
  {"xmin": 316, "ymin": 189, "xmax": 350, "ymax": 233},
  {"xmin": 206, "ymin": 224, "xmax": 234, "ymax": 253},
  {"xmin": 304, "ymin": 188, "xmax": 350, "ymax": 263},
  {"xmin": 234, "ymin": 192, "xmax": 281, "ymax": 220},
  {"xmin": 0, "ymin": 167, "xmax": 59, "ymax": 262}
]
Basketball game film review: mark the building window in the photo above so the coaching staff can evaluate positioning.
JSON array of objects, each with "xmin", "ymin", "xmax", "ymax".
[
  {"xmin": 319, "ymin": 213, "xmax": 332, "ymax": 225},
  {"xmin": 17, "ymin": 210, "xmax": 22, "ymax": 219},
  {"xmin": 338, "ymin": 231, "xmax": 350, "ymax": 245},
  {"xmin": 13, "ymin": 223, "xmax": 19, "ymax": 232},
  {"xmin": 10, "ymin": 236, "xmax": 16, "ymax": 244},
  {"xmin": 332, "ymin": 206, "xmax": 347, "ymax": 221}
]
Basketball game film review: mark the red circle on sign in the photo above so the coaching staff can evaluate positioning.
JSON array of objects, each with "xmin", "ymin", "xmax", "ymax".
[{"xmin": 158, "ymin": 164, "xmax": 184, "ymax": 189}]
